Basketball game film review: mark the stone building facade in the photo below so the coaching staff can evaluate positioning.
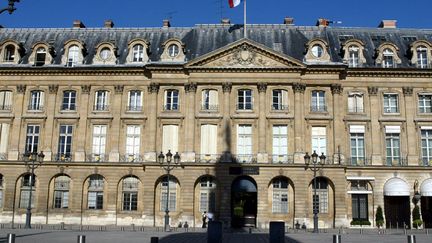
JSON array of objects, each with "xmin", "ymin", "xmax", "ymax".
[{"xmin": 0, "ymin": 19, "xmax": 431, "ymax": 229}]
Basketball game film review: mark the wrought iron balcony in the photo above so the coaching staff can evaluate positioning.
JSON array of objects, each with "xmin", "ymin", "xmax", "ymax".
[
  {"xmin": 310, "ymin": 105, "xmax": 327, "ymax": 112},
  {"xmin": 236, "ymin": 104, "xmax": 253, "ymax": 110},
  {"xmin": 86, "ymin": 154, "xmax": 108, "ymax": 162},
  {"xmin": 195, "ymin": 154, "xmax": 219, "ymax": 163},
  {"xmin": 93, "ymin": 105, "xmax": 109, "ymax": 111},
  {"xmin": 419, "ymin": 158, "xmax": 432, "ymax": 166},
  {"xmin": 347, "ymin": 107, "xmax": 364, "ymax": 113},
  {"xmin": 0, "ymin": 153, "xmax": 7, "ymax": 161},
  {"xmin": 163, "ymin": 104, "xmax": 179, "ymax": 111},
  {"xmin": 384, "ymin": 157, "xmax": 408, "ymax": 166},
  {"xmin": 53, "ymin": 153, "xmax": 73, "ymax": 162},
  {"xmin": 28, "ymin": 104, "xmax": 44, "ymax": 111},
  {"xmin": 269, "ymin": 154, "xmax": 294, "ymax": 164},
  {"xmin": 119, "ymin": 154, "xmax": 144, "ymax": 163},
  {"xmin": 0, "ymin": 105, "xmax": 12, "ymax": 111},
  {"xmin": 126, "ymin": 106, "xmax": 143, "ymax": 112},
  {"xmin": 271, "ymin": 104, "xmax": 289, "ymax": 111},
  {"xmin": 234, "ymin": 154, "xmax": 256, "ymax": 163},
  {"xmin": 201, "ymin": 104, "xmax": 219, "ymax": 111},
  {"xmin": 347, "ymin": 157, "xmax": 371, "ymax": 166},
  {"xmin": 60, "ymin": 104, "xmax": 76, "ymax": 111}
]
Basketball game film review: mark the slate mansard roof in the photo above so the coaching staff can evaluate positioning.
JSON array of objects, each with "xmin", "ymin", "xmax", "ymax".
[{"xmin": 1, "ymin": 24, "xmax": 432, "ymax": 67}]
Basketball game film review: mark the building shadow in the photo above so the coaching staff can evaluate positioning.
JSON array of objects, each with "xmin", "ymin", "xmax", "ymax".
[{"xmin": 158, "ymin": 232, "xmax": 304, "ymax": 243}]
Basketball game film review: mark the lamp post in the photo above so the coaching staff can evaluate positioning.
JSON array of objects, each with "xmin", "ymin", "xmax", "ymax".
[
  {"xmin": 22, "ymin": 150, "xmax": 44, "ymax": 229},
  {"xmin": 158, "ymin": 150, "xmax": 181, "ymax": 232},
  {"xmin": 0, "ymin": 0, "xmax": 20, "ymax": 15},
  {"xmin": 304, "ymin": 150, "xmax": 326, "ymax": 233}
]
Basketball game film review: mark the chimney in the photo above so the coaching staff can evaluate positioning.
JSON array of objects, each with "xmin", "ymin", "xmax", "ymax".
[
  {"xmin": 163, "ymin": 19, "xmax": 171, "ymax": 28},
  {"xmin": 221, "ymin": 18, "xmax": 231, "ymax": 25},
  {"xmin": 73, "ymin": 20, "xmax": 85, "ymax": 28},
  {"xmin": 283, "ymin": 17, "xmax": 294, "ymax": 25},
  {"xmin": 379, "ymin": 20, "xmax": 397, "ymax": 29},
  {"xmin": 316, "ymin": 18, "xmax": 329, "ymax": 27},
  {"xmin": 104, "ymin": 20, "xmax": 114, "ymax": 28}
]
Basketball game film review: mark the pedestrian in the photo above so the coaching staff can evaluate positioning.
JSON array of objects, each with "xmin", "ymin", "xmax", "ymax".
[
  {"xmin": 202, "ymin": 211, "xmax": 208, "ymax": 228},
  {"xmin": 207, "ymin": 212, "xmax": 214, "ymax": 222}
]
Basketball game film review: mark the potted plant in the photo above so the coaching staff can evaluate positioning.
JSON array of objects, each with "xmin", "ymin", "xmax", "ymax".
[
  {"xmin": 375, "ymin": 206, "xmax": 384, "ymax": 228},
  {"xmin": 412, "ymin": 205, "xmax": 423, "ymax": 229}
]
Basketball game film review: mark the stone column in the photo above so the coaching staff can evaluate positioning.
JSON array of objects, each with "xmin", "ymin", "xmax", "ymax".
[
  {"xmin": 75, "ymin": 85, "xmax": 90, "ymax": 162},
  {"xmin": 144, "ymin": 83, "xmax": 159, "ymax": 162},
  {"xmin": 403, "ymin": 87, "xmax": 417, "ymax": 165},
  {"xmin": 331, "ymin": 84, "xmax": 344, "ymax": 164},
  {"xmin": 368, "ymin": 87, "xmax": 382, "ymax": 165},
  {"xmin": 42, "ymin": 85, "xmax": 58, "ymax": 161},
  {"xmin": 8, "ymin": 85, "xmax": 26, "ymax": 160},
  {"xmin": 292, "ymin": 83, "xmax": 306, "ymax": 164},
  {"xmin": 257, "ymin": 83, "xmax": 268, "ymax": 163},
  {"xmin": 183, "ymin": 82, "xmax": 197, "ymax": 162},
  {"xmin": 109, "ymin": 85, "xmax": 123, "ymax": 162},
  {"xmin": 221, "ymin": 82, "xmax": 232, "ymax": 162}
]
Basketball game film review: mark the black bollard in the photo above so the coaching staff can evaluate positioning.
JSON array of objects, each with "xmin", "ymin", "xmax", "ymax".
[
  {"xmin": 407, "ymin": 235, "xmax": 416, "ymax": 243},
  {"xmin": 77, "ymin": 235, "xmax": 86, "ymax": 243},
  {"xmin": 150, "ymin": 237, "xmax": 159, "ymax": 243},
  {"xmin": 269, "ymin": 222, "xmax": 285, "ymax": 243},
  {"xmin": 208, "ymin": 221, "xmax": 223, "ymax": 243},
  {"xmin": 7, "ymin": 234, "xmax": 15, "ymax": 243},
  {"xmin": 333, "ymin": 234, "xmax": 341, "ymax": 243}
]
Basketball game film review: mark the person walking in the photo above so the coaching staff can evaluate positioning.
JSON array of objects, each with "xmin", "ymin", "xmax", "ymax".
[{"xmin": 202, "ymin": 211, "xmax": 208, "ymax": 228}]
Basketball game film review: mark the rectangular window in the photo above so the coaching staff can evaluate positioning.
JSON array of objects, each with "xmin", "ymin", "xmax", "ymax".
[
  {"xmin": 92, "ymin": 125, "xmax": 107, "ymax": 161},
  {"xmin": 25, "ymin": 125, "xmax": 40, "ymax": 153},
  {"xmin": 352, "ymin": 194, "xmax": 368, "ymax": 220},
  {"xmin": 61, "ymin": 90, "xmax": 76, "ymax": 111},
  {"xmin": 19, "ymin": 189, "xmax": 35, "ymax": 208},
  {"xmin": 88, "ymin": 191, "xmax": 104, "ymax": 209},
  {"xmin": 57, "ymin": 125, "xmax": 73, "ymax": 160},
  {"xmin": 122, "ymin": 192, "xmax": 138, "ymax": 211},
  {"xmin": 128, "ymin": 90, "xmax": 142, "ymax": 111},
  {"xmin": 202, "ymin": 89, "xmax": 218, "ymax": 111},
  {"xmin": 199, "ymin": 191, "xmax": 216, "ymax": 213},
  {"xmin": 272, "ymin": 125, "xmax": 288, "ymax": 163},
  {"xmin": 348, "ymin": 47, "xmax": 360, "ymax": 67},
  {"xmin": 237, "ymin": 89, "xmax": 253, "ymax": 110},
  {"xmin": 126, "ymin": 125, "xmax": 140, "ymax": 161},
  {"xmin": 421, "ymin": 129, "xmax": 432, "ymax": 166},
  {"xmin": 383, "ymin": 94, "xmax": 399, "ymax": 113},
  {"xmin": 54, "ymin": 190, "xmax": 69, "ymax": 209},
  {"xmin": 316, "ymin": 190, "xmax": 328, "ymax": 214},
  {"xmin": 29, "ymin": 90, "xmax": 44, "ymax": 111},
  {"xmin": 350, "ymin": 126, "xmax": 365, "ymax": 165},
  {"xmin": 165, "ymin": 90, "xmax": 179, "ymax": 110},
  {"xmin": 385, "ymin": 126, "xmax": 400, "ymax": 165},
  {"xmin": 311, "ymin": 127, "xmax": 326, "ymax": 156},
  {"xmin": 200, "ymin": 124, "xmax": 218, "ymax": 156},
  {"xmin": 272, "ymin": 181, "xmax": 289, "ymax": 214},
  {"xmin": 272, "ymin": 90, "xmax": 288, "ymax": 110},
  {"xmin": 417, "ymin": 48, "xmax": 428, "ymax": 68},
  {"xmin": 418, "ymin": 94, "xmax": 432, "ymax": 113},
  {"xmin": 237, "ymin": 125, "xmax": 252, "ymax": 162},
  {"xmin": 347, "ymin": 93, "xmax": 364, "ymax": 113},
  {"xmin": 0, "ymin": 123, "xmax": 10, "ymax": 157},
  {"xmin": 0, "ymin": 91, "xmax": 12, "ymax": 111},
  {"xmin": 160, "ymin": 180, "xmax": 176, "ymax": 211},
  {"xmin": 162, "ymin": 125, "xmax": 178, "ymax": 154},
  {"xmin": 311, "ymin": 91, "xmax": 326, "ymax": 112},
  {"xmin": 94, "ymin": 90, "xmax": 109, "ymax": 111}
]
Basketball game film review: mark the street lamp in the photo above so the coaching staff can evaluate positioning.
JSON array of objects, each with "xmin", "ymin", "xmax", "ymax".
[
  {"xmin": 0, "ymin": 0, "xmax": 20, "ymax": 15},
  {"xmin": 22, "ymin": 150, "xmax": 44, "ymax": 229},
  {"xmin": 304, "ymin": 150, "xmax": 326, "ymax": 233},
  {"xmin": 158, "ymin": 150, "xmax": 181, "ymax": 232}
]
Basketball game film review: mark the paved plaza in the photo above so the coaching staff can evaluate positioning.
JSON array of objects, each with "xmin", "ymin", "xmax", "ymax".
[{"xmin": 0, "ymin": 228, "xmax": 430, "ymax": 243}]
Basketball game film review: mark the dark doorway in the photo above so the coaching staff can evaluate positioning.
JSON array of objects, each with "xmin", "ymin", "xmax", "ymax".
[
  {"xmin": 231, "ymin": 176, "xmax": 257, "ymax": 228},
  {"xmin": 384, "ymin": 196, "xmax": 411, "ymax": 229},
  {"xmin": 421, "ymin": 197, "xmax": 432, "ymax": 228}
]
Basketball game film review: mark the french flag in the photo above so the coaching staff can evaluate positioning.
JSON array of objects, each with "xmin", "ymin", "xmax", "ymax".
[{"xmin": 229, "ymin": 0, "xmax": 242, "ymax": 8}]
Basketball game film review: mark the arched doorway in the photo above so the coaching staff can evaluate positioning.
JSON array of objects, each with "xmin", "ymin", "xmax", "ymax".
[
  {"xmin": 383, "ymin": 178, "xmax": 411, "ymax": 229},
  {"xmin": 420, "ymin": 179, "xmax": 432, "ymax": 228},
  {"xmin": 231, "ymin": 176, "xmax": 257, "ymax": 228}
]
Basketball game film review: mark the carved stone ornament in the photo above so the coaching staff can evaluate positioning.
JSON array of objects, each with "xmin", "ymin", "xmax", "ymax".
[
  {"xmin": 402, "ymin": 87, "xmax": 413, "ymax": 96},
  {"xmin": 49, "ymin": 84, "xmax": 59, "ymax": 94},
  {"xmin": 257, "ymin": 83, "xmax": 267, "ymax": 93},
  {"xmin": 292, "ymin": 83, "xmax": 306, "ymax": 93},
  {"xmin": 368, "ymin": 86, "xmax": 378, "ymax": 96},
  {"xmin": 222, "ymin": 82, "xmax": 232, "ymax": 93},
  {"xmin": 16, "ymin": 84, "xmax": 26, "ymax": 94},
  {"xmin": 114, "ymin": 85, "xmax": 124, "ymax": 94},
  {"xmin": 147, "ymin": 82, "xmax": 160, "ymax": 94},
  {"xmin": 184, "ymin": 82, "xmax": 197, "ymax": 93},
  {"xmin": 81, "ymin": 85, "xmax": 91, "ymax": 94},
  {"xmin": 330, "ymin": 84, "xmax": 343, "ymax": 95}
]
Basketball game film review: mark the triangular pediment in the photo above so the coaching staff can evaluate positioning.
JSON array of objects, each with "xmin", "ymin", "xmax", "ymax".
[{"xmin": 186, "ymin": 38, "xmax": 305, "ymax": 69}]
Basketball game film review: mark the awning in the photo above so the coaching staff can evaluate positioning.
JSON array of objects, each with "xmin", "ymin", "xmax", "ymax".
[
  {"xmin": 384, "ymin": 178, "xmax": 410, "ymax": 196},
  {"xmin": 421, "ymin": 179, "xmax": 432, "ymax": 196}
]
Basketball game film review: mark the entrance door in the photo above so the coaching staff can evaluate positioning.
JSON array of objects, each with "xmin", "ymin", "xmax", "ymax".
[
  {"xmin": 231, "ymin": 176, "xmax": 257, "ymax": 228},
  {"xmin": 384, "ymin": 196, "xmax": 410, "ymax": 229},
  {"xmin": 421, "ymin": 197, "xmax": 432, "ymax": 228}
]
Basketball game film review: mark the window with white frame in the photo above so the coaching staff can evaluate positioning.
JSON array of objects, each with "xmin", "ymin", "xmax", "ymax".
[
  {"xmin": 25, "ymin": 124, "xmax": 40, "ymax": 153},
  {"xmin": 20, "ymin": 174, "xmax": 35, "ymax": 208},
  {"xmin": 385, "ymin": 126, "xmax": 401, "ymax": 165},
  {"xmin": 57, "ymin": 125, "xmax": 73, "ymax": 160},
  {"xmin": 348, "ymin": 46, "xmax": 360, "ymax": 67},
  {"xmin": 88, "ymin": 175, "xmax": 104, "ymax": 209},
  {"xmin": 92, "ymin": 125, "xmax": 107, "ymax": 161},
  {"xmin": 311, "ymin": 127, "xmax": 326, "ymax": 156},
  {"xmin": 237, "ymin": 89, "xmax": 253, "ymax": 110},
  {"xmin": 421, "ymin": 128, "xmax": 432, "ymax": 166},
  {"xmin": 4, "ymin": 45, "xmax": 15, "ymax": 62},
  {"xmin": 132, "ymin": 44, "xmax": 144, "ymax": 62},
  {"xmin": 418, "ymin": 94, "xmax": 432, "ymax": 113},
  {"xmin": 53, "ymin": 176, "xmax": 70, "ymax": 209},
  {"xmin": 202, "ymin": 89, "xmax": 218, "ymax": 111},
  {"xmin": 164, "ymin": 90, "xmax": 179, "ymax": 110},
  {"xmin": 162, "ymin": 125, "xmax": 178, "ymax": 154},
  {"xmin": 350, "ymin": 125, "xmax": 365, "ymax": 165},
  {"xmin": 67, "ymin": 45, "xmax": 80, "ymax": 67},
  {"xmin": 94, "ymin": 90, "xmax": 109, "ymax": 111},
  {"xmin": 417, "ymin": 46, "xmax": 428, "ymax": 68},
  {"xmin": 35, "ymin": 47, "xmax": 46, "ymax": 66},
  {"xmin": 61, "ymin": 90, "xmax": 76, "ymax": 111},
  {"xmin": 272, "ymin": 177, "xmax": 289, "ymax": 213},
  {"xmin": 200, "ymin": 124, "xmax": 217, "ymax": 156},
  {"xmin": 199, "ymin": 176, "xmax": 216, "ymax": 213},
  {"xmin": 383, "ymin": 94, "xmax": 399, "ymax": 113},
  {"xmin": 272, "ymin": 125, "xmax": 288, "ymax": 163},
  {"xmin": 237, "ymin": 125, "xmax": 252, "ymax": 162},
  {"xmin": 29, "ymin": 90, "xmax": 44, "ymax": 111},
  {"xmin": 0, "ymin": 123, "xmax": 10, "ymax": 158},
  {"xmin": 272, "ymin": 89, "xmax": 288, "ymax": 110},
  {"xmin": 312, "ymin": 178, "xmax": 328, "ymax": 213},
  {"xmin": 311, "ymin": 91, "xmax": 326, "ymax": 112},
  {"xmin": 127, "ymin": 90, "xmax": 142, "ymax": 111},
  {"xmin": 122, "ymin": 177, "xmax": 138, "ymax": 211},
  {"xmin": 126, "ymin": 125, "xmax": 140, "ymax": 161},
  {"xmin": 352, "ymin": 194, "xmax": 368, "ymax": 221},
  {"xmin": 382, "ymin": 49, "xmax": 395, "ymax": 68},
  {"xmin": 0, "ymin": 91, "xmax": 12, "ymax": 110},
  {"xmin": 347, "ymin": 92, "xmax": 364, "ymax": 113},
  {"xmin": 160, "ymin": 177, "xmax": 177, "ymax": 211}
]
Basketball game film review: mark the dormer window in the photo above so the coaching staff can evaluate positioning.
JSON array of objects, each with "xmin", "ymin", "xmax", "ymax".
[
  {"xmin": 35, "ymin": 47, "xmax": 46, "ymax": 66},
  {"xmin": 161, "ymin": 39, "xmax": 185, "ymax": 62},
  {"xmin": 376, "ymin": 43, "xmax": 401, "ymax": 68},
  {"xmin": 168, "ymin": 44, "xmax": 179, "ymax": 58},
  {"xmin": 311, "ymin": 44, "xmax": 323, "ymax": 58},
  {"xmin": 126, "ymin": 39, "xmax": 149, "ymax": 64},
  {"xmin": 382, "ymin": 49, "xmax": 394, "ymax": 68},
  {"xmin": 93, "ymin": 43, "xmax": 116, "ymax": 65},
  {"xmin": 417, "ymin": 46, "xmax": 428, "ymax": 68},
  {"xmin": 132, "ymin": 44, "xmax": 144, "ymax": 62},
  {"xmin": 67, "ymin": 45, "xmax": 80, "ymax": 67},
  {"xmin": 99, "ymin": 48, "xmax": 111, "ymax": 61},
  {"xmin": 305, "ymin": 39, "xmax": 330, "ymax": 63},
  {"xmin": 348, "ymin": 46, "xmax": 360, "ymax": 67},
  {"xmin": 342, "ymin": 40, "xmax": 366, "ymax": 68},
  {"xmin": 4, "ymin": 45, "xmax": 15, "ymax": 62}
]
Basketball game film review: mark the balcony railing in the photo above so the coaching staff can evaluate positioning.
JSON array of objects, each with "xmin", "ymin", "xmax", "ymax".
[
  {"xmin": 163, "ymin": 104, "xmax": 179, "ymax": 111},
  {"xmin": 419, "ymin": 158, "xmax": 432, "ymax": 166},
  {"xmin": 195, "ymin": 154, "xmax": 219, "ymax": 163},
  {"xmin": 126, "ymin": 106, "xmax": 143, "ymax": 112},
  {"xmin": 28, "ymin": 104, "xmax": 44, "ymax": 111},
  {"xmin": 310, "ymin": 105, "xmax": 327, "ymax": 112},
  {"xmin": 86, "ymin": 154, "xmax": 108, "ymax": 162},
  {"xmin": 53, "ymin": 153, "xmax": 73, "ymax": 162},
  {"xmin": 347, "ymin": 157, "xmax": 371, "ymax": 166},
  {"xmin": 234, "ymin": 154, "xmax": 256, "ymax": 163},
  {"xmin": 236, "ymin": 104, "xmax": 253, "ymax": 110},
  {"xmin": 60, "ymin": 105, "xmax": 76, "ymax": 111},
  {"xmin": 415, "ymin": 63, "xmax": 432, "ymax": 69},
  {"xmin": 384, "ymin": 157, "xmax": 408, "ymax": 166},
  {"xmin": 269, "ymin": 154, "xmax": 293, "ymax": 164},
  {"xmin": 271, "ymin": 104, "xmax": 289, "ymax": 111},
  {"xmin": 0, "ymin": 105, "xmax": 12, "ymax": 111},
  {"xmin": 93, "ymin": 105, "xmax": 109, "ymax": 111},
  {"xmin": 201, "ymin": 104, "xmax": 219, "ymax": 111},
  {"xmin": 119, "ymin": 154, "xmax": 144, "ymax": 163},
  {"xmin": 0, "ymin": 153, "xmax": 7, "ymax": 161},
  {"xmin": 347, "ymin": 107, "xmax": 364, "ymax": 113}
]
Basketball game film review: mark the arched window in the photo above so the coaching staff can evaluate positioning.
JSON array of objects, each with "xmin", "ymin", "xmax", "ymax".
[
  {"xmin": 122, "ymin": 176, "xmax": 139, "ymax": 211},
  {"xmin": 312, "ymin": 177, "xmax": 328, "ymax": 213},
  {"xmin": 88, "ymin": 175, "xmax": 104, "ymax": 209},
  {"xmin": 382, "ymin": 48, "xmax": 394, "ymax": 68},
  {"xmin": 67, "ymin": 45, "xmax": 80, "ymax": 67},
  {"xmin": 4, "ymin": 45, "xmax": 15, "ymax": 62},
  {"xmin": 99, "ymin": 47, "xmax": 111, "ymax": 61},
  {"xmin": 272, "ymin": 177, "xmax": 289, "ymax": 213},
  {"xmin": 199, "ymin": 176, "xmax": 216, "ymax": 213},
  {"xmin": 348, "ymin": 46, "xmax": 360, "ymax": 67},
  {"xmin": 201, "ymin": 89, "xmax": 218, "ymax": 111},
  {"xmin": 53, "ymin": 175, "xmax": 70, "ymax": 209},
  {"xmin": 132, "ymin": 44, "xmax": 144, "ymax": 62},
  {"xmin": 417, "ymin": 46, "xmax": 429, "ymax": 68},
  {"xmin": 160, "ymin": 177, "xmax": 177, "ymax": 211},
  {"xmin": 20, "ymin": 174, "xmax": 36, "ymax": 208},
  {"xmin": 311, "ymin": 44, "xmax": 324, "ymax": 58},
  {"xmin": 35, "ymin": 47, "xmax": 46, "ymax": 66}
]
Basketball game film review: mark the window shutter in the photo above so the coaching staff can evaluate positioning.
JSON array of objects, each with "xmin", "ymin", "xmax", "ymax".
[
  {"xmin": 209, "ymin": 90, "xmax": 218, "ymax": 107},
  {"xmin": 356, "ymin": 95, "xmax": 364, "ymax": 111},
  {"xmin": 39, "ymin": 91, "xmax": 45, "ymax": 107},
  {"xmin": 163, "ymin": 125, "xmax": 178, "ymax": 154},
  {"xmin": 0, "ymin": 124, "xmax": 9, "ymax": 153},
  {"xmin": 282, "ymin": 90, "xmax": 288, "ymax": 106}
]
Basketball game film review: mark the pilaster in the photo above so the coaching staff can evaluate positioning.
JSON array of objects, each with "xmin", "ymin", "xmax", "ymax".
[
  {"xmin": 403, "ymin": 87, "xmax": 418, "ymax": 165},
  {"xmin": 221, "ymin": 82, "xmax": 232, "ymax": 162},
  {"xmin": 75, "ymin": 85, "xmax": 90, "ymax": 162},
  {"xmin": 109, "ymin": 85, "xmax": 123, "ymax": 162},
  {"xmin": 331, "ymin": 84, "xmax": 344, "ymax": 164},
  {"xmin": 292, "ymin": 83, "xmax": 306, "ymax": 163},
  {"xmin": 144, "ymin": 82, "xmax": 159, "ymax": 162},
  {"xmin": 8, "ymin": 85, "xmax": 26, "ymax": 160},
  {"xmin": 368, "ymin": 86, "xmax": 382, "ymax": 165},
  {"xmin": 257, "ymin": 82, "xmax": 268, "ymax": 163},
  {"xmin": 183, "ymin": 82, "xmax": 197, "ymax": 162},
  {"xmin": 43, "ymin": 85, "xmax": 58, "ymax": 161}
]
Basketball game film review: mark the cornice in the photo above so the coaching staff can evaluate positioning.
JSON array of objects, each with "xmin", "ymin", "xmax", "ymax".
[
  {"xmin": 347, "ymin": 68, "xmax": 432, "ymax": 78},
  {"xmin": 0, "ymin": 67, "xmax": 146, "ymax": 76}
]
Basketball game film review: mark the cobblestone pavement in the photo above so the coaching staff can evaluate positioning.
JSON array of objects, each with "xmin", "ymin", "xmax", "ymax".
[{"xmin": 0, "ymin": 229, "xmax": 430, "ymax": 243}]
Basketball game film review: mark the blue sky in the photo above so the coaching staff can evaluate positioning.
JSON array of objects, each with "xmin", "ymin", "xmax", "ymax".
[{"xmin": 0, "ymin": 0, "xmax": 430, "ymax": 29}]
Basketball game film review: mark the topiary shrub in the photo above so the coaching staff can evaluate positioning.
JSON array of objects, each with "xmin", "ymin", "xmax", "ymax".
[
  {"xmin": 412, "ymin": 205, "xmax": 423, "ymax": 229},
  {"xmin": 375, "ymin": 206, "xmax": 384, "ymax": 228}
]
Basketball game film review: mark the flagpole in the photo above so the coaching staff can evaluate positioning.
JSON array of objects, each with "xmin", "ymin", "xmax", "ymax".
[{"xmin": 244, "ymin": 0, "xmax": 247, "ymax": 38}]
